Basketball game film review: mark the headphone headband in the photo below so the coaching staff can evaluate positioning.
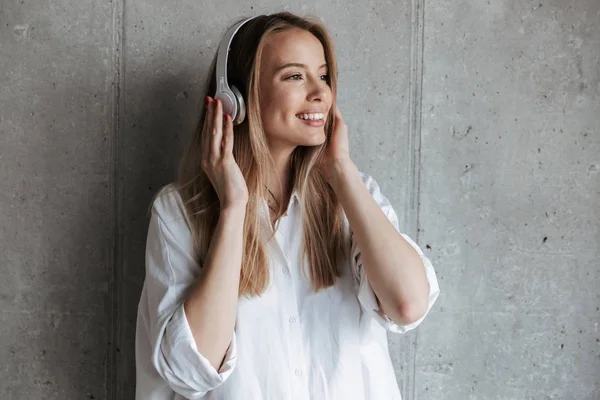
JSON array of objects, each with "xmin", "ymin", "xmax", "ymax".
[{"xmin": 214, "ymin": 16, "xmax": 261, "ymax": 125}]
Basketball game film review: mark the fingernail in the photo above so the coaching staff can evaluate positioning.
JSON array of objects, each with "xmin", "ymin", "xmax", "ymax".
[{"xmin": 204, "ymin": 96, "xmax": 210, "ymax": 104}]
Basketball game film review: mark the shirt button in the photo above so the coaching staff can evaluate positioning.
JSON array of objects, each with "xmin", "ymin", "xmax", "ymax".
[
  {"xmin": 289, "ymin": 316, "xmax": 296, "ymax": 323},
  {"xmin": 295, "ymin": 369, "xmax": 302, "ymax": 377},
  {"xmin": 282, "ymin": 268, "xmax": 289, "ymax": 275}
]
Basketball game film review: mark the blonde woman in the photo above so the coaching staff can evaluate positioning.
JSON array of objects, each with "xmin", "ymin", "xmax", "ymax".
[{"xmin": 135, "ymin": 11, "xmax": 440, "ymax": 400}]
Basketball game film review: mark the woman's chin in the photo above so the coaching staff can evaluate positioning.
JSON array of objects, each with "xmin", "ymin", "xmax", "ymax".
[{"xmin": 298, "ymin": 132, "xmax": 326, "ymax": 147}]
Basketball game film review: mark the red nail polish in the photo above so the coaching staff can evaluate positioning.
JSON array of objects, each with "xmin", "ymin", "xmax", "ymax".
[{"xmin": 204, "ymin": 96, "xmax": 210, "ymax": 104}]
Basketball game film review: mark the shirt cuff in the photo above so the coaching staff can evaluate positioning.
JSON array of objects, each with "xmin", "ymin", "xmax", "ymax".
[
  {"xmin": 161, "ymin": 302, "xmax": 237, "ymax": 394},
  {"xmin": 355, "ymin": 233, "xmax": 440, "ymax": 334}
]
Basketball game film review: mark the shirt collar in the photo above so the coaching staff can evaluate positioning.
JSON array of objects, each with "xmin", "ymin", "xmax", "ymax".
[
  {"xmin": 258, "ymin": 190, "xmax": 299, "ymax": 217},
  {"xmin": 290, "ymin": 190, "xmax": 299, "ymax": 205}
]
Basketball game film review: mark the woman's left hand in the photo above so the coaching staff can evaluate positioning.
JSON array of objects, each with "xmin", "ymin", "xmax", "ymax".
[{"xmin": 317, "ymin": 105, "xmax": 354, "ymax": 180}]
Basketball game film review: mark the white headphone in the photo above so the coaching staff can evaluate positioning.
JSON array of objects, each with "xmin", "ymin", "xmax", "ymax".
[{"xmin": 214, "ymin": 16, "xmax": 261, "ymax": 125}]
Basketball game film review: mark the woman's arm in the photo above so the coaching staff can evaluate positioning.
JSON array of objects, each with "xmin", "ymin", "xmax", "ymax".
[
  {"xmin": 327, "ymin": 160, "xmax": 430, "ymax": 325},
  {"xmin": 183, "ymin": 206, "xmax": 246, "ymax": 370}
]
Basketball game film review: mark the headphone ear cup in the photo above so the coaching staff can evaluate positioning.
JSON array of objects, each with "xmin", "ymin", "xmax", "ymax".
[
  {"xmin": 230, "ymin": 85, "xmax": 246, "ymax": 125},
  {"xmin": 214, "ymin": 91, "xmax": 236, "ymax": 120}
]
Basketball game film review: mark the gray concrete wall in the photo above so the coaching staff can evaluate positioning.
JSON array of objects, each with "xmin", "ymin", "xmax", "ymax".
[{"xmin": 1, "ymin": 1, "xmax": 598, "ymax": 399}]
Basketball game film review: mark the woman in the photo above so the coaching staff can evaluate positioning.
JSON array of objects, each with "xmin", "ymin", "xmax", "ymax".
[{"xmin": 135, "ymin": 11, "xmax": 440, "ymax": 400}]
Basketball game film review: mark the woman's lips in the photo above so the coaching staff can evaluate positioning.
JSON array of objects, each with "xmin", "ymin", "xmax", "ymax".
[{"xmin": 297, "ymin": 117, "xmax": 325, "ymax": 127}]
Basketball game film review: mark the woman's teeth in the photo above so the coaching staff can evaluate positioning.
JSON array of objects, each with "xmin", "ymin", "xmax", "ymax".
[{"xmin": 296, "ymin": 113, "xmax": 325, "ymax": 121}]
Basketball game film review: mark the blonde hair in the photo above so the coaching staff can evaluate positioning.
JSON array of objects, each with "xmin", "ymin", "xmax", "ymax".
[{"xmin": 177, "ymin": 12, "xmax": 345, "ymax": 297}]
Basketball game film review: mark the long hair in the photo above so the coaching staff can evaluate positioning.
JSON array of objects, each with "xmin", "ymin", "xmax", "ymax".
[{"xmin": 176, "ymin": 12, "xmax": 345, "ymax": 297}]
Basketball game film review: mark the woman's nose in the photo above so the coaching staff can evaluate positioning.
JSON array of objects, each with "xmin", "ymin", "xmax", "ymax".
[{"xmin": 307, "ymin": 80, "xmax": 328, "ymax": 101}]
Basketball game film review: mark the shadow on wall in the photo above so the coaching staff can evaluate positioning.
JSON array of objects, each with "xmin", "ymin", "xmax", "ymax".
[{"xmin": 113, "ymin": 66, "xmax": 209, "ymax": 398}]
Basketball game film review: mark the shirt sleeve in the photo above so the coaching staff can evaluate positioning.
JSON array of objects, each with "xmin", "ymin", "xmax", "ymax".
[
  {"xmin": 349, "ymin": 173, "xmax": 440, "ymax": 334},
  {"xmin": 141, "ymin": 190, "xmax": 237, "ymax": 398}
]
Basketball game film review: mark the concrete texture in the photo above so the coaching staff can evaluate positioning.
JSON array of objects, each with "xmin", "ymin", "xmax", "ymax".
[
  {"xmin": 1, "ymin": 1, "xmax": 113, "ymax": 399},
  {"xmin": 0, "ymin": 0, "xmax": 598, "ymax": 399}
]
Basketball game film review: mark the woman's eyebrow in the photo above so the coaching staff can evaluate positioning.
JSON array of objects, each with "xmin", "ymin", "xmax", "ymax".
[{"xmin": 274, "ymin": 62, "xmax": 328, "ymax": 72}]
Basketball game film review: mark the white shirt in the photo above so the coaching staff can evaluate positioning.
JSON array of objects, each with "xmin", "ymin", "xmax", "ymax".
[{"xmin": 135, "ymin": 171, "xmax": 440, "ymax": 400}]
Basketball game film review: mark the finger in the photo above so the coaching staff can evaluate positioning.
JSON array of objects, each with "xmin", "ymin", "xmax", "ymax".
[
  {"xmin": 211, "ymin": 99, "xmax": 224, "ymax": 158},
  {"xmin": 334, "ymin": 104, "xmax": 343, "ymax": 120},
  {"xmin": 222, "ymin": 114, "xmax": 234, "ymax": 156},
  {"xmin": 333, "ymin": 105, "xmax": 347, "ymax": 132}
]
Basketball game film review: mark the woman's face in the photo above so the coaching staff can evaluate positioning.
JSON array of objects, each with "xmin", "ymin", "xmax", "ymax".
[{"xmin": 258, "ymin": 28, "xmax": 332, "ymax": 151}]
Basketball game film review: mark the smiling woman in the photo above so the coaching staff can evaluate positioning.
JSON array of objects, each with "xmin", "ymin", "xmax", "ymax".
[
  {"xmin": 259, "ymin": 27, "xmax": 332, "ymax": 158},
  {"xmin": 134, "ymin": 11, "xmax": 440, "ymax": 400}
]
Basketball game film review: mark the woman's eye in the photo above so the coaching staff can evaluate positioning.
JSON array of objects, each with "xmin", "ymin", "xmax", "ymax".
[{"xmin": 285, "ymin": 73, "xmax": 329, "ymax": 82}]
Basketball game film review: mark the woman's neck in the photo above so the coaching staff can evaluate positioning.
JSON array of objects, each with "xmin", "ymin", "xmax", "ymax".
[
  {"xmin": 266, "ymin": 173, "xmax": 292, "ymax": 206},
  {"xmin": 265, "ymin": 145, "xmax": 297, "ymax": 218}
]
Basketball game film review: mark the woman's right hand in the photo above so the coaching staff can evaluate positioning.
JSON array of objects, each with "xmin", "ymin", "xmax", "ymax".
[{"xmin": 201, "ymin": 97, "xmax": 249, "ymax": 211}]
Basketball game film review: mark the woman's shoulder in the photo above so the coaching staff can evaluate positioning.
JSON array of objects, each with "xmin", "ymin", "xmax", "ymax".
[
  {"xmin": 355, "ymin": 169, "xmax": 384, "ymax": 198},
  {"xmin": 150, "ymin": 183, "xmax": 190, "ymax": 228}
]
